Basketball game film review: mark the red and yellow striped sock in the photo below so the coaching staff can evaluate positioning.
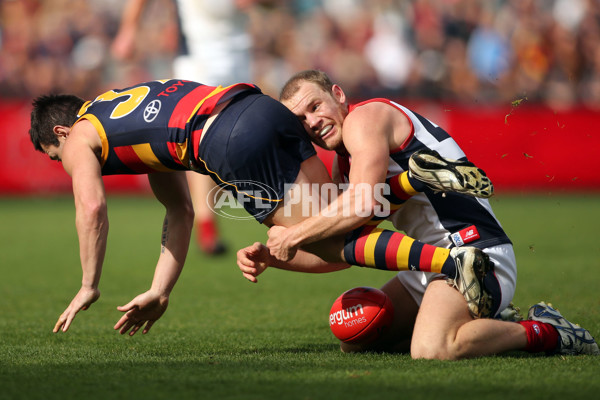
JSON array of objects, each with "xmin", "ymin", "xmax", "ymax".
[
  {"xmin": 374, "ymin": 172, "xmax": 428, "ymax": 223},
  {"xmin": 343, "ymin": 224, "xmax": 456, "ymax": 277},
  {"xmin": 387, "ymin": 171, "xmax": 422, "ymax": 198}
]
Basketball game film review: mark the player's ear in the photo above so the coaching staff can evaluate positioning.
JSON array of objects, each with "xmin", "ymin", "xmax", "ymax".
[
  {"xmin": 331, "ymin": 84, "xmax": 346, "ymax": 104},
  {"xmin": 53, "ymin": 125, "xmax": 70, "ymax": 138}
]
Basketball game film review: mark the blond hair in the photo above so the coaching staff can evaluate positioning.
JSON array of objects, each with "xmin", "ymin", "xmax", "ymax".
[{"xmin": 279, "ymin": 70, "xmax": 334, "ymax": 101}]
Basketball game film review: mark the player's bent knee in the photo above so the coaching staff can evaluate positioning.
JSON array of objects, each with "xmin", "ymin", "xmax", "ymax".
[
  {"xmin": 411, "ymin": 347, "xmax": 452, "ymax": 360},
  {"xmin": 412, "ymin": 342, "xmax": 471, "ymax": 360},
  {"xmin": 451, "ymin": 337, "xmax": 478, "ymax": 360}
]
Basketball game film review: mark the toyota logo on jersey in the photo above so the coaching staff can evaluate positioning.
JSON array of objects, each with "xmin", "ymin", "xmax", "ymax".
[{"xmin": 143, "ymin": 100, "xmax": 161, "ymax": 123}]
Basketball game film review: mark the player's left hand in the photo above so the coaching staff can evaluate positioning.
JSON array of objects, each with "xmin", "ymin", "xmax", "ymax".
[
  {"xmin": 114, "ymin": 290, "xmax": 168, "ymax": 336},
  {"xmin": 237, "ymin": 242, "xmax": 271, "ymax": 282},
  {"xmin": 266, "ymin": 225, "xmax": 299, "ymax": 262}
]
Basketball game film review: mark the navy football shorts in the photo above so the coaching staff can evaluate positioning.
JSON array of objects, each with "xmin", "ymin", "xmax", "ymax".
[{"xmin": 198, "ymin": 92, "xmax": 317, "ymax": 223}]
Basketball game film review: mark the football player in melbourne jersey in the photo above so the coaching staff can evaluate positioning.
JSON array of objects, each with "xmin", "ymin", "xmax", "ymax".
[
  {"xmin": 238, "ymin": 70, "xmax": 599, "ymax": 358},
  {"xmin": 29, "ymin": 78, "xmax": 493, "ymax": 338}
]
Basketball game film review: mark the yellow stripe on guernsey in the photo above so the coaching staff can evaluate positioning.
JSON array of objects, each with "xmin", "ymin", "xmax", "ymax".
[
  {"xmin": 396, "ymin": 235, "xmax": 415, "ymax": 271},
  {"xmin": 131, "ymin": 143, "xmax": 175, "ymax": 172},
  {"xmin": 400, "ymin": 172, "xmax": 419, "ymax": 196},
  {"xmin": 363, "ymin": 228, "xmax": 383, "ymax": 266},
  {"xmin": 174, "ymin": 141, "xmax": 189, "ymax": 167},
  {"xmin": 74, "ymin": 113, "xmax": 109, "ymax": 167}
]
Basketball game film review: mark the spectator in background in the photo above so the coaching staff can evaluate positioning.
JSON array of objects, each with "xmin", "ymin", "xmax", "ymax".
[
  {"xmin": 467, "ymin": 8, "xmax": 511, "ymax": 100},
  {"xmin": 3, "ymin": 0, "xmax": 600, "ymax": 109},
  {"xmin": 364, "ymin": 6, "xmax": 415, "ymax": 93},
  {"xmin": 0, "ymin": 0, "xmax": 175, "ymax": 99}
]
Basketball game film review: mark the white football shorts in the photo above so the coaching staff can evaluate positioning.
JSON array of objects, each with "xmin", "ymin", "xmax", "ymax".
[{"xmin": 396, "ymin": 243, "xmax": 517, "ymax": 317}]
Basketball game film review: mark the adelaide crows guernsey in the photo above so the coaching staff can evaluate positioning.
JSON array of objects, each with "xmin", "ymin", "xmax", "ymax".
[
  {"xmin": 341, "ymin": 98, "xmax": 511, "ymax": 250},
  {"xmin": 75, "ymin": 79, "xmax": 259, "ymax": 175}
]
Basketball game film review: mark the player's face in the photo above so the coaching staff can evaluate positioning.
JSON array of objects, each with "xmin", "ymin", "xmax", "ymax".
[
  {"xmin": 41, "ymin": 137, "xmax": 66, "ymax": 162},
  {"xmin": 282, "ymin": 81, "xmax": 347, "ymax": 152}
]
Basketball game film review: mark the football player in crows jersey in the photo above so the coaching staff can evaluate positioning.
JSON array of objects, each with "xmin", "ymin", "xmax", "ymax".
[
  {"xmin": 238, "ymin": 70, "xmax": 599, "ymax": 358},
  {"xmin": 30, "ymin": 78, "xmax": 498, "ymax": 339},
  {"xmin": 29, "ymin": 79, "xmax": 327, "ymax": 336}
]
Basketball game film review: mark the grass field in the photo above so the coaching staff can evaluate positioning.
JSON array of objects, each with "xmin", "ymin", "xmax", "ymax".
[{"xmin": 1, "ymin": 194, "xmax": 599, "ymax": 400}]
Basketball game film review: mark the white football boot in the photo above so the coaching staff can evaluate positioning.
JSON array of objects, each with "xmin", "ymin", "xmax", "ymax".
[
  {"xmin": 448, "ymin": 247, "xmax": 494, "ymax": 319},
  {"xmin": 409, "ymin": 149, "xmax": 494, "ymax": 198}
]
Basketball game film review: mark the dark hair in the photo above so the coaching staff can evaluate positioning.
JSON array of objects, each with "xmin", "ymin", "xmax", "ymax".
[
  {"xmin": 279, "ymin": 70, "xmax": 334, "ymax": 101},
  {"xmin": 29, "ymin": 94, "xmax": 85, "ymax": 152}
]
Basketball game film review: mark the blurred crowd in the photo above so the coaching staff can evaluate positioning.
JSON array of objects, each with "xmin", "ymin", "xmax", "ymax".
[{"xmin": 2, "ymin": 0, "xmax": 600, "ymax": 109}]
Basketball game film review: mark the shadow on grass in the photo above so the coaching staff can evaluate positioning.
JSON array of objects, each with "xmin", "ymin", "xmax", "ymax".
[{"xmin": 3, "ymin": 333, "xmax": 599, "ymax": 400}]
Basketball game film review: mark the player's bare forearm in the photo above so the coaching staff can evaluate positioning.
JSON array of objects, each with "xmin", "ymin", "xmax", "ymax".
[
  {"xmin": 237, "ymin": 242, "xmax": 349, "ymax": 283},
  {"xmin": 266, "ymin": 189, "xmax": 374, "ymax": 262},
  {"xmin": 150, "ymin": 212, "xmax": 192, "ymax": 297},
  {"xmin": 147, "ymin": 172, "xmax": 194, "ymax": 297},
  {"xmin": 53, "ymin": 196, "xmax": 108, "ymax": 333},
  {"xmin": 291, "ymin": 187, "xmax": 376, "ymax": 246},
  {"xmin": 275, "ymin": 248, "xmax": 350, "ymax": 273},
  {"xmin": 75, "ymin": 201, "xmax": 108, "ymax": 289}
]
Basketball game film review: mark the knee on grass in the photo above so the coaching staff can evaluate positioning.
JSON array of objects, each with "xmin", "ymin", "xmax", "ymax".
[{"xmin": 411, "ymin": 336, "xmax": 476, "ymax": 360}]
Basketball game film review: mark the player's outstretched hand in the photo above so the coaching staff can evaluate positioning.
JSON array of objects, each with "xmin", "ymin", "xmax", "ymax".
[
  {"xmin": 114, "ymin": 290, "xmax": 168, "ymax": 336},
  {"xmin": 237, "ymin": 242, "xmax": 271, "ymax": 283},
  {"xmin": 53, "ymin": 286, "xmax": 101, "ymax": 333}
]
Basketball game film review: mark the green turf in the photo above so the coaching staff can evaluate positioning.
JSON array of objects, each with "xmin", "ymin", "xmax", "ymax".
[{"xmin": 1, "ymin": 194, "xmax": 599, "ymax": 400}]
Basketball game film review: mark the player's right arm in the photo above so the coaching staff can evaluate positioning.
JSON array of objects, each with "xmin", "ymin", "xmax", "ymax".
[{"xmin": 53, "ymin": 120, "xmax": 107, "ymax": 333}]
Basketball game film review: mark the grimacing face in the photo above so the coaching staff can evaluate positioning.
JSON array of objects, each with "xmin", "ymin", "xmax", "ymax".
[{"xmin": 281, "ymin": 81, "xmax": 347, "ymax": 152}]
